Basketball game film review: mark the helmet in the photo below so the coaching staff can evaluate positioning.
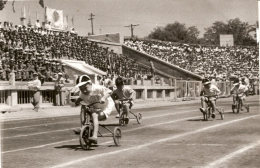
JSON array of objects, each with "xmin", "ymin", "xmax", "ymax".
[
  {"xmin": 76, "ymin": 75, "xmax": 91, "ymax": 87},
  {"xmin": 233, "ymin": 78, "xmax": 240, "ymax": 86},
  {"xmin": 115, "ymin": 77, "xmax": 124, "ymax": 86}
]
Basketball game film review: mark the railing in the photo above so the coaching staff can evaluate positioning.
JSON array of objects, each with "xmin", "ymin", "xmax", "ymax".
[
  {"xmin": 18, "ymin": 90, "xmax": 32, "ymax": 104},
  {"xmin": 0, "ymin": 90, "xmax": 8, "ymax": 104},
  {"xmin": 42, "ymin": 90, "xmax": 55, "ymax": 103},
  {"xmin": 0, "ymin": 79, "xmax": 258, "ymax": 106}
]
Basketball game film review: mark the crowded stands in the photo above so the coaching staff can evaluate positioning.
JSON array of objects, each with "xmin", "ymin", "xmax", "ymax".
[
  {"xmin": 0, "ymin": 22, "xmax": 150, "ymax": 82},
  {"xmin": 124, "ymin": 39, "xmax": 259, "ymax": 81}
]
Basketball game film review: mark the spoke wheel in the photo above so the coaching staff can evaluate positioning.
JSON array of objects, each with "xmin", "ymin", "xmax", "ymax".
[
  {"xmin": 136, "ymin": 113, "xmax": 142, "ymax": 124},
  {"xmin": 79, "ymin": 125, "xmax": 92, "ymax": 150},
  {"xmin": 113, "ymin": 127, "xmax": 121, "ymax": 146}
]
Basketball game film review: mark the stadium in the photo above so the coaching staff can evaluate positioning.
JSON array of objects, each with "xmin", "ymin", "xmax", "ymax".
[{"xmin": 0, "ymin": 0, "xmax": 259, "ymax": 168}]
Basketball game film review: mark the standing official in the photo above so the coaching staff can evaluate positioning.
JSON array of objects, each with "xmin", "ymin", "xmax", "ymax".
[
  {"xmin": 28, "ymin": 73, "xmax": 41, "ymax": 112},
  {"xmin": 54, "ymin": 72, "xmax": 65, "ymax": 106}
]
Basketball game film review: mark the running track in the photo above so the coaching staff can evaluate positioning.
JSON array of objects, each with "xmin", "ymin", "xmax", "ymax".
[{"xmin": 1, "ymin": 96, "xmax": 259, "ymax": 168}]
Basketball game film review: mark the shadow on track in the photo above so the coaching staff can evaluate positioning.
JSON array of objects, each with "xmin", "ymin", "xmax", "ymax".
[{"xmin": 54, "ymin": 144, "xmax": 95, "ymax": 151}]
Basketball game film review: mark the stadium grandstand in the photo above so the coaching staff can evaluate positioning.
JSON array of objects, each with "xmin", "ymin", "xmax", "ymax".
[
  {"xmin": 124, "ymin": 38, "xmax": 259, "ymax": 81},
  {"xmin": 0, "ymin": 22, "xmax": 151, "ymax": 82}
]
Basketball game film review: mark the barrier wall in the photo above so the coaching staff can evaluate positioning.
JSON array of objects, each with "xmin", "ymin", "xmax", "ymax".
[{"xmin": 0, "ymin": 79, "xmax": 258, "ymax": 106}]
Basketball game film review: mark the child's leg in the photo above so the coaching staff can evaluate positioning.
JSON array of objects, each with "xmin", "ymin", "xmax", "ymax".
[
  {"xmin": 210, "ymin": 99, "xmax": 216, "ymax": 113},
  {"xmin": 122, "ymin": 104, "xmax": 130, "ymax": 118},
  {"xmin": 114, "ymin": 100, "xmax": 121, "ymax": 115},
  {"xmin": 200, "ymin": 97, "xmax": 206, "ymax": 109},
  {"xmin": 233, "ymin": 95, "xmax": 236, "ymax": 105}
]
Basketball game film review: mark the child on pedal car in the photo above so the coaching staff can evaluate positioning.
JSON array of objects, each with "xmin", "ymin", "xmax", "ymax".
[
  {"xmin": 199, "ymin": 78, "xmax": 221, "ymax": 118},
  {"xmin": 73, "ymin": 75, "xmax": 114, "ymax": 144},
  {"xmin": 111, "ymin": 77, "xmax": 135, "ymax": 124},
  {"xmin": 230, "ymin": 78, "xmax": 249, "ymax": 111}
]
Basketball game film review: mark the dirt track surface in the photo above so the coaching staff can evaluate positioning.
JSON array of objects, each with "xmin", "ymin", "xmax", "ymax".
[{"xmin": 1, "ymin": 96, "xmax": 260, "ymax": 168}]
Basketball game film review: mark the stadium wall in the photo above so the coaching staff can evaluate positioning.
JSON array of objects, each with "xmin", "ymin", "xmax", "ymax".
[
  {"xmin": 88, "ymin": 33, "xmax": 122, "ymax": 43},
  {"xmin": 0, "ymin": 79, "xmax": 249, "ymax": 108},
  {"xmin": 122, "ymin": 45, "xmax": 203, "ymax": 81},
  {"xmin": 88, "ymin": 39, "xmax": 122, "ymax": 54}
]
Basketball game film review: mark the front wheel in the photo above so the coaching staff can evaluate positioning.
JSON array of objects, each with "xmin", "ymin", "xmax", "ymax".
[
  {"xmin": 219, "ymin": 108, "xmax": 224, "ymax": 120},
  {"xmin": 113, "ymin": 127, "xmax": 121, "ymax": 146},
  {"xmin": 80, "ymin": 106, "xmax": 86, "ymax": 126},
  {"xmin": 237, "ymin": 100, "xmax": 242, "ymax": 113},
  {"xmin": 246, "ymin": 105, "xmax": 250, "ymax": 113},
  {"xmin": 136, "ymin": 113, "xmax": 142, "ymax": 124},
  {"xmin": 79, "ymin": 125, "xmax": 92, "ymax": 150}
]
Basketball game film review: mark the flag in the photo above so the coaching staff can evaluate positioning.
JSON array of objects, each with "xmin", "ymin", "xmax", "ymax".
[
  {"xmin": 39, "ymin": 0, "xmax": 44, "ymax": 8},
  {"xmin": 71, "ymin": 16, "xmax": 74, "ymax": 27},
  {"xmin": 21, "ymin": 6, "xmax": 26, "ymax": 18},
  {"xmin": 45, "ymin": 7, "xmax": 64, "ymax": 30},
  {"xmin": 12, "ymin": 0, "xmax": 15, "ymax": 13}
]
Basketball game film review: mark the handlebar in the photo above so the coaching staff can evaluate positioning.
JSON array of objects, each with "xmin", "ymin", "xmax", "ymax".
[
  {"xmin": 118, "ymin": 98, "xmax": 132, "ymax": 102},
  {"xmin": 80, "ymin": 101, "xmax": 103, "ymax": 107},
  {"xmin": 204, "ymin": 95, "xmax": 218, "ymax": 98}
]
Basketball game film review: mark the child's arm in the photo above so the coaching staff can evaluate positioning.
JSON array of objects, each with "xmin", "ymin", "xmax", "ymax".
[{"xmin": 75, "ymin": 97, "xmax": 83, "ymax": 106}]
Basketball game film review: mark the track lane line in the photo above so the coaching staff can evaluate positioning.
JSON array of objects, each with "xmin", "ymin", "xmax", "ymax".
[
  {"xmin": 2, "ymin": 115, "xmax": 199, "ymax": 154},
  {"xmin": 1, "ymin": 107, "xmax": 198, "ymax": 130},
  {"xmin": 47, "ymin": 114, "xmax": 260, "ymax": 168},
  {"xmin": 206, "ymin": 139, "xmax": 260, "ymax": 168},
  {"xmin": 3, "ymin": 110, "xmax": 197, "ymax": 139}
]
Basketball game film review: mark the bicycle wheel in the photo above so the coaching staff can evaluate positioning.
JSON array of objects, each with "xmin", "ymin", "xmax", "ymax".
[
  {"xmin": 205, "ymin": 109, "xmax": 209, "ymax": 121},
  {"xmin": 113, "ymin": 127, "xmax": 121, "ymax": 146},
  {"xmin": 246, "ymin": 105, "xmax": 250, "ymax": 113},
  {"xmin": 232, "ymin": 104, "xmax": 236, "ymax": 113},
  {"xmin": 80, "ymin": 106, "xmax": 86, "ymax": 126},
  {"xmin": 136, "ymin": 113, "xmax": 142, "ymax": 124},
  {"xmin": 219, "ymin": 108, "xmax": 224, "ymax": 120},
  {"xmin": 79, "ymin": 125, "xmax": 92, "ymax": 150},
  {"xmin": 237, "ymin": 100, "xmax": 241, "ymax": 113},
  {"xmin": 119, "ymin": 113, "xmax": 126, "ymax": 126}
]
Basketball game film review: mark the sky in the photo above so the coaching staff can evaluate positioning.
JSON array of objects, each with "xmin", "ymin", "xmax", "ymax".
[{"xmin": 0, "ymin": 0, "xmax": 258, "ymax": 38}]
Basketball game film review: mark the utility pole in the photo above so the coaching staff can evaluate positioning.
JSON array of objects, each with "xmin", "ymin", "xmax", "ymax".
[
  {"xmin": 125, "ymin": 24, "xmax": 139, "ymax": 38},
  {"xmin": 88, "ymin": 13, "xmax": 95, "ymax": 35}
]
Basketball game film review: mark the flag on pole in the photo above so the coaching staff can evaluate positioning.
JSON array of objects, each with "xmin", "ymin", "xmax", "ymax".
[
  {"xmin": 71, "ymin": 16, "xmax": 74, "ymax": 27},
  {"xmin": 45, "ymin": 7, "xmax": 64, "ymax": 30},
  {"xmin": 12, "ymin": 0, "xmax": 15, "ymax": 13},
  {"xmin": 39, "ymin": 0, "xmax": 44, "ymax": 8},
  {"xmin": 21, "ymin": 6, "xmax": 26, "ymax": 18}
]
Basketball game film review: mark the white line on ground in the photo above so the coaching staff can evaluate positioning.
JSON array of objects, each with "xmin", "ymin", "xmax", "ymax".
[
  {"xmin": 1, "ymin": 120, "xmax": 77, "ymax": 131},
  {"xmin": 2, "ymin": 115, "xmax": 199, "ymax": 154},
  {"xmin": 163, "ymin": 143, "xmax": 228, "ymax": 147},
  {"xmin": 48, "ymin": 114, "xmax": 260, "ymax": 168},
  {"xmin": 206, "ymin": 139, "xmax": 260, "ymax": 168},
  {"xmin": 3, "ymin": 110, "xmax": 197, "ymax": 139},
  {"xmin": 1, "ymin": 108, "xmax": 197, "ymax": 130}
]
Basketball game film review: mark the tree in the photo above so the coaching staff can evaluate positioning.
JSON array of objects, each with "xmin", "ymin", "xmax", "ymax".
[
  {"xmin": 203, "ymin": 18, "xmax": 256, "ymax": 46},
  {"xmin": 148, "ymin": 22, "xmax": 200, "ymax": 43},
  {"xmin": 0, "ymin": 0, "xmax": 7, "ymax": 10}
]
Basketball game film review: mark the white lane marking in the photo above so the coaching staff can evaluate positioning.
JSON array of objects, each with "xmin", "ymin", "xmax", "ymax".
[
  {"xmin": 3, "ymin": 110, "xmax": 197, "ymax": 139},
  {"xmin": 3, "ymin": 128, "xmax": 74, "ymax": 139},
  {"xmin": 206, "ymin": 139, "xmax": 260, "ymax": 168},
  {"xmin": 48, "ymin": 114, "xmax": 260, "ymax": 168},
  {"xmin": 163, "ymin": 143, "xmax": 228, "ymax": 147},
  {"xmin": 1, "ymin": 107, "xmax": 197, "ymax": 130},
  {"xmin": 2, "ymin": 115, "xmax": 199, "ymax": 154},
  {"xmin": 1, "ymin": 120, "xmax": 77, "ymax": 131}
]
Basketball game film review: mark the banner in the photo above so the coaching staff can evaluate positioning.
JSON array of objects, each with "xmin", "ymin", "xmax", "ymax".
[
  {"xmin": 45, "ymin": 7, "xmax": 64, "ymax": 30},
  {"xmin": 219, "ymin": 34, "xmax": 234, "ymax": 47}
]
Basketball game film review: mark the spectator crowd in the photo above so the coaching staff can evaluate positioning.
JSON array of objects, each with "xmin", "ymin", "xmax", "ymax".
[
  {"xmin": 124, "ymin": 39, "xmax": 259, "ymax": 81},
  {"xmin": 0, "ymin": 22, "xmax": 151, "ymax": 83}
]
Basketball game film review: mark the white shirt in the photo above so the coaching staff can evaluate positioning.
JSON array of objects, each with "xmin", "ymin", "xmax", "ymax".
[
  {"xmin": 202, "ymin": 84, "xmax": 221, "ymax": 97},
  {"xmin": 79, "ymin": 84, "xmax": 114, "ymax": 118},
  {"xmin": 231, "ymin": 84, "xmax": 248, "ymax": 96}
]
